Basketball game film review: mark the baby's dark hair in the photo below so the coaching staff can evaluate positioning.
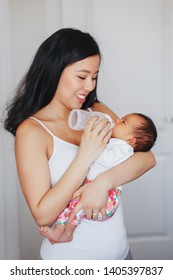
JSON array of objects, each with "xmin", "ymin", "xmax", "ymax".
[{"xmin": 133, "ymin": 113, "xmax": 157, "ymax": 152}]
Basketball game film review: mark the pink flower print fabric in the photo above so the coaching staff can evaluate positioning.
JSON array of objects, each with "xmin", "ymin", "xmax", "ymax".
[{"xmin": 56, "ymin": 178, "xmax": 122, "ymax": 225}]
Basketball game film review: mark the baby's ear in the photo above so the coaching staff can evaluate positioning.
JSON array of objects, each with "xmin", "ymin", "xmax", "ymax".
[{"xmin": 127, "ymin": 136, "xmax": 137, "ymax": 148}]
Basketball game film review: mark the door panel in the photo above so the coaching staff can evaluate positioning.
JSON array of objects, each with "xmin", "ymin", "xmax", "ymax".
[{"xmin": 84, "ymin": 0, "xmax": 173, "ymax": 259}]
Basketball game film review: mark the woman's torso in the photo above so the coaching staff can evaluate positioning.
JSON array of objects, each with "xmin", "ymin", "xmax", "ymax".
[{"xmin": 30, "ymin": 116, "xmax": 129, "ymax": 260}]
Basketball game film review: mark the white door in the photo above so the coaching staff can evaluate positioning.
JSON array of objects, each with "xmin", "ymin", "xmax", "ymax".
[
  {"xmin": 58, "ymin": 0, "xmax": 173, "ymax": 259},
  {"xmin": 89, "ymin": 0, "xmax": 173, "ymax": 260}
]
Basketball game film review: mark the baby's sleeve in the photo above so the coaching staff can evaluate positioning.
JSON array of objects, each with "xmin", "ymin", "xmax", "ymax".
[{"xmin": 96, "ymin": 138, "xmax": 134, "ymax": 169}]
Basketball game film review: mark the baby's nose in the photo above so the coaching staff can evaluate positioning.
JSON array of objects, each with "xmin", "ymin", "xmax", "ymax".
[{"xmin": 115, "ymin": 118, "xmax": 121, "ymax": 124}]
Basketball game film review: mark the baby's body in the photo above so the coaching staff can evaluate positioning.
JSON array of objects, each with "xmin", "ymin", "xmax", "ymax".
[
  {"xmin": 40, "ymin": 138, "xmax": 133, "ymax": 243},
  {"xmin": 40, "ymin": 112, "xmax": 157, "ymax": 243}
]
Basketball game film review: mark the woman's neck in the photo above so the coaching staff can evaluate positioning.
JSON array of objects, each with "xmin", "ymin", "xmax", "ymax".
[{"xmin": 34, "ymin": 99, "xmax": 71, "ymax": 122}]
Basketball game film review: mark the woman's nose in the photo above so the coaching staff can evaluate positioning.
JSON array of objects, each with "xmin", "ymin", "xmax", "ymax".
[{"xmin": 83, "ymin": 78, "xmax": 95, "ymax": 91}]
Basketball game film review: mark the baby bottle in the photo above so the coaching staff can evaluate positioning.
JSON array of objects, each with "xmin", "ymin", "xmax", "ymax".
[{"xmin": 68, "ymin": 109, "xmax": 115, "ymax": 130}]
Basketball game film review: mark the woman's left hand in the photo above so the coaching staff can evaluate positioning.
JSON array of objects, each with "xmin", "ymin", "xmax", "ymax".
[{"xmin": 69, "ymin": 178, "xmax": 108, "ymax": 221}]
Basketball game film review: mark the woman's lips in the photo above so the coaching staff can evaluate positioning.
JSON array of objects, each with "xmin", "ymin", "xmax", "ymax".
[{"xmin": 76, "ymin": 93, "xmax": 87, "ymax": 103}]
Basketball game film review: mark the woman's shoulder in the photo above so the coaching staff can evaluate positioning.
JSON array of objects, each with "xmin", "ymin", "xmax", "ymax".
[
  {"xmin": 16, "ymin": 117, "xmax": 50, "ymax": 145},
  {"xmin": 16, "ymin": 117, "xmax": 39, "ymax": 135},
  {"xmin": 92, "ymin": 102, "xmax": 119, "ymax": 120}
]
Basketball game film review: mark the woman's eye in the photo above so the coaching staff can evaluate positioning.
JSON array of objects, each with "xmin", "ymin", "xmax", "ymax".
[
  {"xmin": 77, "ymin": 76, "xmax": 97, "ymax": 81},
  {"xmin": 78, "ymin": 76, "xmax": 86, "ymax": 80}
]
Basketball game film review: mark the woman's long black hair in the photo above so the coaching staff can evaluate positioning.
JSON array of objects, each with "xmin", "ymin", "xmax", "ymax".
[{"xmin": 4, "ymin": 28, "xmax": 101, "ymax": 136}]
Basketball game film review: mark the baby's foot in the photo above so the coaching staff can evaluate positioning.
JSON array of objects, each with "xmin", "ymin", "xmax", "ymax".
[
  {"xmin": 58, "ymin": 231, "xmax": 73, "ymax": 243},
  {"xmin": 39, "ymin": 225, "xmax": 64, "ymax": 244}
]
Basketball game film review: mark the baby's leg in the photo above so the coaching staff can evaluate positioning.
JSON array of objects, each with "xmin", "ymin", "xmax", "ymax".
[
  {"xmin": 39, "ymin": 195, "xmax": 84, "ymax": 243},
  {"xmin": 97, "ymin": 187, "xmax": 122, "ymax": 221},
  {"xmin": 57, "ymin": 197, "xmax": 85, "ymax": 242},
  {"xmin": 106, "ymin": 188, "xmax": 122, "ymax": 218},
  {"xmin": 58, "ymin": 223, "xmax": 77, "ymax": 243},
  {"xmin": 39, "ymin": 209, "xmax": 68, "ymax": 243},
  {"xmin": 39, "ymin": 224, "xmax": 65, "ymax": 243},
  {"xmin": 57, "ymin": 196, "xmax": 86, "ymax": 242}
]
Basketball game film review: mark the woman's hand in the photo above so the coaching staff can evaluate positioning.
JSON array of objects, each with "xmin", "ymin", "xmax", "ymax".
[
  {"xmin": 69, "ymin": 177, "xmax": 108, "ymax": 221},
  {"xmin": 69, "ymin": 117, "xmax": 112, "ymax": 221},
  {"xmin": 77, "ymin": 116, "xmax": 112, "ymax": 166}
]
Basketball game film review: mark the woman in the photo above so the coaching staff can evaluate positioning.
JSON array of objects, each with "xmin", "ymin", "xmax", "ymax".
[{"xmin": 4, "ymin": 28, "xmax": 155, "ymax": 259}]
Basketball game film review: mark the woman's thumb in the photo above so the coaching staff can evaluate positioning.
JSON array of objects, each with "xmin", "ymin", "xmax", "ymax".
[{"xmin": 72, "ymin": 187, "xmax": 83, "ymax": 198}]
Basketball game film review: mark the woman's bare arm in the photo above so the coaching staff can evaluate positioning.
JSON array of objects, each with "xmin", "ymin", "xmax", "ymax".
[
  {"xmin": 97, "ymin": 150, "xmax": 156, "ymax": 189},
  {"xmin": 15, "ymin": 117, "xmax": 111, "ymax": 227},
  {"xmin": 93, "ymin": 102, "xmax": 119, "ymax": 120},
  {"xmin": 69, "ymin": 150, "xmax": 155, "ymax": 221}
]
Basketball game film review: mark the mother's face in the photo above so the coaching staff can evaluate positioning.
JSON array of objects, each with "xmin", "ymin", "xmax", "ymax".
[{"xmin": 54, "ymin": 55, "xmax": 100, "ymax": 110}]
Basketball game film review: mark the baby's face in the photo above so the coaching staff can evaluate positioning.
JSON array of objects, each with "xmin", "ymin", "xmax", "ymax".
[{"xmin": 112, "ymin": 114, "xmax": 142, "ymax": 141}]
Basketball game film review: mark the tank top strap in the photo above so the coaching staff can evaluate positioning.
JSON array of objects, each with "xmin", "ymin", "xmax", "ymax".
[
  {"xmin": 29, "ymin": 117, "xmax": 54, "ymax": 138},
  {"xmin": 87, "ymin": 107, "xmax": 92, "ymax": 112}
]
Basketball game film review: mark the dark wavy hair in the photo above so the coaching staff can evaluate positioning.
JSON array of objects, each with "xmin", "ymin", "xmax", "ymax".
[
  {"xmin": 133, "ymin": 113, "xmax": 157, "ymax": 152},
  {"xmin": 4, "ymin": 28, "xmax": 101, "ymax": 136}
]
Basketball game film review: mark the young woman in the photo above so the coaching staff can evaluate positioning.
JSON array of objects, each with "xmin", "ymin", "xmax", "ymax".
[{"xmin": 4, "ymin": 28, "xmax": 155, "ymax": 260}]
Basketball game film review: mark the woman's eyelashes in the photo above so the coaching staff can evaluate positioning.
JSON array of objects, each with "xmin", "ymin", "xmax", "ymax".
[
  {"xmin": 77, "ymin": 76, "xmax": 86, "ymax": 80},
  {"xmin": 77, "ymin": 76, "xmax": 97, "ymax": 80}
]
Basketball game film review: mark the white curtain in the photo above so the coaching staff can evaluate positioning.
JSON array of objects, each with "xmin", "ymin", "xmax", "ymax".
[{"xmin": 0, "ymin": 0, "xmax": 20, "ymax": 259}]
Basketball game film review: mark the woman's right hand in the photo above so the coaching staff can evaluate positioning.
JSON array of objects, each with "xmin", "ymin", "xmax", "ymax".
[
  {"xmin": 78, "ymin": 116, "xmax": 112, "ymax": 165},
  {"xmin": 69, "ymin": 175, "xmax": 108, "ymax": 222}
]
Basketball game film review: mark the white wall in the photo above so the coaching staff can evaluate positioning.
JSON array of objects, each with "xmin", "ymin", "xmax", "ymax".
[
  {"xmin": 0, "ymin": 0, "xmax": 48, "ymax": 260},
  {"xmin": 0, "ymin": 0, "xmax": 21, "ymax": 259},
  {"xmin": 0, "ymin": 0, "xmax": 172, "ymax": 259}
]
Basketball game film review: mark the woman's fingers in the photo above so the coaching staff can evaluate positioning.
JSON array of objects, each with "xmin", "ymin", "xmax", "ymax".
[
  {"xmin": 92, "ymin": 210, "xmax": 99, "ymax": 220},
  {"xmin": 84, "ymin": 116, "xmax": 99, "ymax": 132},
  {"xmin": 72, "ymin": 186, "xmax": 84, "ymax": 198},
  {"xmin": 92, "ymin": 118, "xmax": 110, "ymax": 135},
  {"xmin": 102, "ymin": 129, "xmax": 113, "ymax": 144},
  {"xmin": 68, "ymin": 202, "xmax": 82, "ymax": 222},
  {"xmin": 69, "ymin": 205, "xmax": 107, "ymax": 222},
  {"xmin": 69, "ymin": 206, "xmax": 92, "ymax": 221},
  {"xmin": 79, "ymin": 117, "xmax": 113, "ymax": 164},
  {"xmin": 92, "ymin": 118, "xmax": 113, "ymax": 144},
  {"xmin": 92, "ymin": 207, "xmax": 107, "ymax": 221},
  {"xmin": 69, "ymin": 202, "xmax": 101, "ymax": 222},
  {"xmin": 100, "ymin": 207, "xmax": 107, "ymax": 221},
  {"xmin": 85, "ymin": 116, "xmax": 111, "ymax": 135},
  {"xmin": 85, "ymin": 208, "xmax": 93, "ymax": 220}
]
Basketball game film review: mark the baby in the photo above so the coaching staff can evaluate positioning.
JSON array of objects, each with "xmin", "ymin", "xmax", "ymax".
[{"xmin": 40, "ymin": 112, "xmax": 157, "ymax": 243}]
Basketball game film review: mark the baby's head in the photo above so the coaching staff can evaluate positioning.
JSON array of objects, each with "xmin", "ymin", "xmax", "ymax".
[{"xmin": 112, "ymin": 113, "xmax": 157, "ymax": 152}]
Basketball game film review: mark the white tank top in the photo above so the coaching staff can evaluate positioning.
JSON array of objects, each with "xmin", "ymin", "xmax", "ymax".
[{"xmin": 30, "ymin": 117, "xmax": 129, "ymax": 260}]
